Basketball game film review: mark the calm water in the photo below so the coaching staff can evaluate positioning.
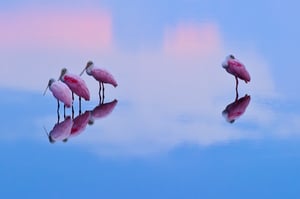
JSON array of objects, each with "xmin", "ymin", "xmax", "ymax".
[{"xmin": 1, "ymin": 77, "xmax": 300, "ymax": 199}]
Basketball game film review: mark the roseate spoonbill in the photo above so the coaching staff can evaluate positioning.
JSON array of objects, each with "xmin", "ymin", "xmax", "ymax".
[
  {"xmin": 222, "ymin": 94, "xmax": 251, "ymax": 123},
  {"xmin": 80, "ymin": 61, "xmax": 118, "ymax": 99},
  {"xmin": 222, "ymin": 55, "xmax": 251, "ymax": 93},
  {"xmin": 69, "ymin": 111, "xmax": 91, "ymax": 139},
  {"xmin": 88, "ymin": 99, "xmax": 118, "ymax": 125},
  {"xmin": 59, "ymin": 68, "xmax": 90, "ymax": 113},
  {"xmin": 43, "ymin": 78, "xmax": 72, "ymax": 117},
  {"xmin": 44, "ymin": 116, "xmax": 73, "ymax": 143}
]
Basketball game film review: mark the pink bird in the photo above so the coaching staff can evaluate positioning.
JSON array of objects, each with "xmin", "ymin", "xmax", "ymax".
[
  {"xmin": 44, "ymin": 116, "xmax": 73, "ymax": 143},
  {"xmin": 59, "ymin": 68, "xmax": 90, "ymax": 112},
  {"xmin": 80, "ymin": 61, "xmax": 118, "ymax": 99},
  {"xmin": 222, "ymin": 55, "xmax": 251, "ymax": 92},
  {"xmin": 69, "ymin": 111, "xmax": 91, "ymax": 139},
  {"xmin": 88, "ymin": 99, "xmax": 118, "ymax": 125},
  {"xmin": 222, "ymin": 94, "xmax": 251, "ymax": 123},
  {"xmin": 43, "ymin": 78, "xmax": 72, "ymax": 116}
]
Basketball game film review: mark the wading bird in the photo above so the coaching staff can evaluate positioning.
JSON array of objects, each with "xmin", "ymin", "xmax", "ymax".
[
  {"xmin": 222, "ymin": 55, "xmax": 251, "ymax": 93},
  {"xmin": 59, "ymin": 68, "xmax": 90, "ymax": 113},
  {"xmin": 222, "ymin": 94, "xmax": 251, "ymax": 123},
  {"xmin": 80, "ymin": 61, "xmax": 118, "ymax": 100},
  {"xmin": 88, "ymin": 99, "xmax": 118, "ymax": 125},
  {"xmin": 43, "ymin": 78, "xmax": 72, "ymax": 117},
  {"xmin": 44, "ymin": 116, "xmax": 73, "ymax": 143},
  {"xmin": 69, "ymin": 111, "xmax": 91, "ymax": 139}
]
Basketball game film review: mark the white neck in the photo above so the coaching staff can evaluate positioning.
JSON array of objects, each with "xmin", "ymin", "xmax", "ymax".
[{"xmin": 86, "ymin": 64, "xmax": 94, "ymax": 75}]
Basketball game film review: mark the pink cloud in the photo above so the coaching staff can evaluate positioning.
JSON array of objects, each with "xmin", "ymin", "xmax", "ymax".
[
  {"xmin": 163, "ymin": 22, "xmax": 222, "ymax": 57},
  {"xmin": 0, "ymin": 7, "xmax": 113, "ymax": 50}
]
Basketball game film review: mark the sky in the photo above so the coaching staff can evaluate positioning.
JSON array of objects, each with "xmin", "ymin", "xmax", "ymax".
[
  {"xmin": 0, "ymin": 0, "xmax": 299, "ymax": 96},
  {"xmin": 1, "ymin": 1, "xmax": 300, "ymax": 198}
]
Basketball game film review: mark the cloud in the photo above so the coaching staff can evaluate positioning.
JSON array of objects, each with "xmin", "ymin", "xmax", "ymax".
[
  {"xmin": 163, "ymin": 22, "xmax": 223, "ymax": 57},
  {"xmin": 2, "ymin": 17, "xmax": 282, "ymax": 157},
  {"xmin": 0, "ymin": 7, "xmax": 113, "ymax": 50}
]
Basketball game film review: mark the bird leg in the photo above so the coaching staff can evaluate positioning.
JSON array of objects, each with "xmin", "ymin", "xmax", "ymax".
[
  {"xmin": 72, "ymin": 105, "xmax": 74, "ymax": 119},
  {"xmin": 72, "ymin": 92, "xmax": 74, "ymax": 101},
  {"xmin": 57, "ymin": 100, "xmax": 60, "ymax": 123},
  {"xmin": 98, "ymin": 82, "xmax": 102, "ymax": 99},
  {"xmin": 235, "ymin": 88, "xmax": 239, "ymax": 102},
  {"xmin": 102, "ymin": 82, "xmax": 105, "ymax": 101},
  {"xmin": 79, "ymin": 97, "xmax": 82, "ymax": 115},
  {"xmin": 64, "ymin": 105, "xmax": 66, "ymax": 118},
  {"xmin": 235, "ymin": 76, "xmax": 239, "ymax": 97}
]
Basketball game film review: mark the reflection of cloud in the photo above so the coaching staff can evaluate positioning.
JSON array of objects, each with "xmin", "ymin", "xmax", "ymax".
[
  {"xmin": 0, "ymin": 7, "xmax": 113, "ymax": 50},
  {"xmin": 73, "ymin": 107, "xmax": 258, "ymax": 157},
  {"xmin": 68, "ymin": 20, "xmax": 279, "ymax": 156},
  {"xmin": 2, "ymin": 15, "xmax": 282, "ymax": 157}
]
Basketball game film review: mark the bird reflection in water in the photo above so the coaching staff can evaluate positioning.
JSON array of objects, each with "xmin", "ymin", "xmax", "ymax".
[
  {"xmin": 222, "ymin": 94, "xmax": 251, "ymax": 123},
  {"xmin": 44, "ymin": 99, "xmax": 118, "ymax": 143},
  {"xmin": 88, "ymin": 99, "xmax": 118, "ymax": 125},
  {"xmin": 44, "ymin": 116, "xmax": 73, "ymax": 143}
]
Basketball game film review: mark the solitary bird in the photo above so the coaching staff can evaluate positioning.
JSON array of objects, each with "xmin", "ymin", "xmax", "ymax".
[
  {"xmin": 222, "ymin": 55, "xmax": 251, "ymax": 93},
  {"xmin": 43, "ymin": 78, "xmax": 72, "ymax": 116},
  {"xmin": 80, "ymin": 61, "xmax": 118, "ymax": 99},
  {"xmin": 59, "ymin": 68, "xmax": 90, "ymax": 112}
]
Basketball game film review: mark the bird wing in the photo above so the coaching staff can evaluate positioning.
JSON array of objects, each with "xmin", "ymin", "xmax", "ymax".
[
  {"xmin": 70, "ymin": 111, "xmax": 90, "ymax": 137},
  {"xmin": 50, "ymin": 81, "xmax": 72, "ymax": 107},
  {"xmin": 63, "ymin": 74, "xmax": 90, "ymax": 100},
  {"xmin": 228, "ymin": 60, "xmax": 251, "ymax": 82},
  {"xmin": 92, "ymin": 99, "xmax": 118, "ymax": 118},
  {"xmin": 92, "ymin": 68, "xmax": 118, "ymax": 87},
  {"xmin": 50, "ymin": 117, "xmax": 73, "ymax": 140}
]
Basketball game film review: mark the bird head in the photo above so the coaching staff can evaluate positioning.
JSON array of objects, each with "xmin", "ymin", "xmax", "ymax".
[
  {"xmin": 49, "ymin": 136, "xmax": 56, "ymax": 143},
  {"xmin": 86, "ymin": 61, "xmax": 94, "ymax": 68},
  {"xmin": 48, "ymin": 78, "xmax": 55, "ymax": 86},
  {"xmin": 43, "ymin": 78, "xmax": 55, "ymax": 96},
  {"xmin": 229, "ymin": 54, "xmax": 235, "ymax": 59},
  {"xmin": 59, "ymin": 68, "xmax": 67, "ymax": 80},
  {"xmin": 80, "ymin": 61, "xmax": 94, "ymax": 76}
]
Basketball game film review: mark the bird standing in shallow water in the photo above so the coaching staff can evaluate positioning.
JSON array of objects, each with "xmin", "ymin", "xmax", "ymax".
[
  {"xmin": 222, "ymin": 54, "xmax": 251, "ymax": 96},
  {"xmin": 80, "ymin": 61, "xmax": 118, "ymax": 101},
  {"xmin": 59, "ymin": 68, "xmax": 90, "ymax": 114},
  {"xmin": 43, "ymin": 78, "xmax": 72, "ymax": 118}
]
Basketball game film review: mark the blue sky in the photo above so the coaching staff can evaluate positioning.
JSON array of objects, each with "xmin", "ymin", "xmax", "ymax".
[{"xmin": 1, "ymin": 0, "xmax": 299, "ymax": 96}]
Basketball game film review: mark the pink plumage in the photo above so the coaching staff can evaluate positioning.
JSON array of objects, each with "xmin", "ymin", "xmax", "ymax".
[
  {"xmin": 80, "ymin": 61, "xmax": 118, "ymax": 88},
  {"xmin": 88, "ymin": 99, "xmax": 118, "ymax": 125},
  {"xmin": 70, "ymin": 111, "xmax": 91, "ymax": 138},
  {"xmin": 222, "ymin": 55, "xmax": 251, "ymax": 83},
  {"xmin": 91, "ymin": 99, "xmax": 118, "ymax": 119},
  {"xmin": 48, "ymin": 116, "xmax": 73, "ymax": 143},
  {"xmin": 90, "ymin": 68, "xmax": 118, "ymax": 87},
  {"xmin": 222, "ymin": 94, "xmax": 251, "ymax": 123},
  {"xmin": 44, "ymin": 78, "xmax": 72, "ymax": 108},
  {"xmin": 49, "ymin": 79, "xmax": 72, "ymax": 107},
  {"xmin": 59, "ymin": 68, "xmax": 90, "ymax": 101}
]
